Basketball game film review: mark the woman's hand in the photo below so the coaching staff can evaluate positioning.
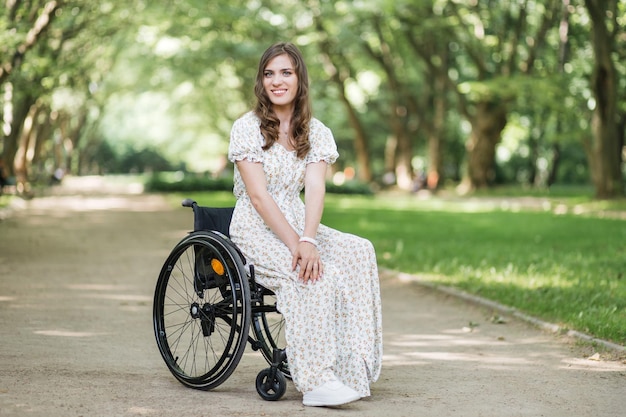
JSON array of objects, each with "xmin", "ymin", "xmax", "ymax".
[{"xmin": 292, "ymin": 241, "xmax": 323, "ymax": 283}]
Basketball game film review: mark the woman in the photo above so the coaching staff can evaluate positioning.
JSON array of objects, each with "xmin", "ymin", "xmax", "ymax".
[{"xmin": 228, "ymin": 42, "xmax": 382, "ymax": 407}]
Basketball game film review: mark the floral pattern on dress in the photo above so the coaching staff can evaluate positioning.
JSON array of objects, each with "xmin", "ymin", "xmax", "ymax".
[{"xmin": 228, "ymin": 111, "xmax": 382, "ymax": 397}]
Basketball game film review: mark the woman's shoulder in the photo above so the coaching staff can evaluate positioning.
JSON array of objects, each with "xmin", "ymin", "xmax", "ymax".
[
  {"xmin": 306, "ymin": 117, "xmax": 338, "ymax": 163},
  {"xmin": 234, "ymin": 111, "xmax": 261, "ymax": 128},
  {"xmin": 309, "ymin": 117, "xmax": 329, "ymax": 131},
  {"xmin": 309, "ymin": 117, "xmax": 333, "ymax": 140},
  {"xmin": 230, "ymin": 111, "xmax": 263, "ymax": 149},
  {"xmin": 229, "ymin": 112, "xmax": 264, "ymax": 161}
]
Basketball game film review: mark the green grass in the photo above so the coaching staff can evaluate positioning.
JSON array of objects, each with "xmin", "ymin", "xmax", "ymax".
[
  {"xmin": 172, "ymin": 190, "xmax": 626, "ymax": 346},
  {"xmin": 0, "ymin": 194, "xmax": 11, "ymax": 209}
]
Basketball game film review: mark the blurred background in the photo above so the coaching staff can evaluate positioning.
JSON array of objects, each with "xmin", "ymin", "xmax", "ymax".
[{"xmin": 1, "ymin": 0, "xmax": 624, "ymax": 199}]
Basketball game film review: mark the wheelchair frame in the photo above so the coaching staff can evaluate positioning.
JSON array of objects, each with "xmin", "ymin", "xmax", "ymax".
[{"xmin": 153, "ymin": 199, "xmax": 289, "ymax": 400}]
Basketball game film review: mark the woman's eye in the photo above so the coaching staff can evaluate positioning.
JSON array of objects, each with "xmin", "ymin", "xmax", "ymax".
[
  {"xmin": 282, "ymin": 71, "xmax": 292, "ymax": 76},
  {"xmin": 264, "ymin": 71, "xmax": 273, "ymax": 78}
]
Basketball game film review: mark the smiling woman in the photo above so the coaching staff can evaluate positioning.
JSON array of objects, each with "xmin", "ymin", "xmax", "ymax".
[
  {"xmin": 226, "ymin": 42, "xmax": 383, "ymax": 407},
  {"xmin": 262, "ymin": 54, "xmax": 299, "ymax": 116}
]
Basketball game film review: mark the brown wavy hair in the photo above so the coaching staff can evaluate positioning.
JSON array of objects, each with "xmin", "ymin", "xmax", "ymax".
[{"xmin": 254, "ymin": 42, "xmax": 311, "ymax": 159}]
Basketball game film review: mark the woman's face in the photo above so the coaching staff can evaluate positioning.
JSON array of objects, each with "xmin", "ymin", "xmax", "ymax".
[{"xmin": 262, "ymin": 53, "xmax": 298, "ymax": 111}]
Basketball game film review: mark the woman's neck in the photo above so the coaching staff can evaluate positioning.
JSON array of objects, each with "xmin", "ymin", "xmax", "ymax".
[{"xmin": 273, "ymin": 105, "xmax": 293, "ymax": 123}]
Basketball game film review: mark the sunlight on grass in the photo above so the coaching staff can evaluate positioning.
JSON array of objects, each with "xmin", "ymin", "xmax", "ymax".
[
  {"xmin": 322, "ymin": 193, "xmax": 626, "ymax": 345},
  {"xmin": 0, "ymin": 194, "xmax": 11, "ymax": 209},
  {"xmin": 166, "ymin": 191, "xmax": 235, "ymax": 208}
]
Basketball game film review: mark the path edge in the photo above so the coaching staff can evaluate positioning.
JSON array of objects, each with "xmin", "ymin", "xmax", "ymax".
[{"xmin": 383, "ymin": 268, "xmax": 626, "ymax": 353}]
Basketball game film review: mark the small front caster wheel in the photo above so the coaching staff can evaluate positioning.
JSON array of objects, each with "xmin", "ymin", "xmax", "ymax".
[{"xmin": 256, "ymin": 368, "xmax": 287, "ymax": 401}]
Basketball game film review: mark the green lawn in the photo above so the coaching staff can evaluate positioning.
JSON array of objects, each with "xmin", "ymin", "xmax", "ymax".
[
  {"xmin": 0, "ymin": 194, "xmax": 14, "ymax": 209},
  {"xmin": 173, "ymin": 189, "xmax": 626, "ymax": 346}
]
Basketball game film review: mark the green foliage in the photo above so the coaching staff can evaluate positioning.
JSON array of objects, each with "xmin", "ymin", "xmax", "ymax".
[
  {"xmin": 166, "ymin": 190, "xmax": 236, "ymax": 208},
  {"xmin": 145, "ymin": 172, "xmax": 373, "ymax": 195},
  {"xmin": 144, "ymin": 172, "xmax": 234, "ymax": 193},
  {"xmin": 86, "ymin": 142, "xmax": 179, "ymax": 174},
  {"xmin": 495, "ymin": 141, "xmax": 591, "ymax": 185},
  {"xmin": 0, "ymin": 194, "xmax": 12, "ymax": 209},
  {"xmin": 325, "ymin": 180, "xmax": 374, "ymax": 195},
  {"xmin": 2, "ymin": 0, "xmax": 625, "ymax": 196}
]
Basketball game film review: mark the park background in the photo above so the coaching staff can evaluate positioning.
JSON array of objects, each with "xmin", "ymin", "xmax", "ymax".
[{"xmin": 1, "ymin": 1, "xmax": 625, "ymax": 349}]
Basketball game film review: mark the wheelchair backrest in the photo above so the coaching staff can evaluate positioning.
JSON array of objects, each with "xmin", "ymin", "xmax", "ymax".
[{"xmin": 193, "ymin": 206, "xmax": 234, "ymax": 237}]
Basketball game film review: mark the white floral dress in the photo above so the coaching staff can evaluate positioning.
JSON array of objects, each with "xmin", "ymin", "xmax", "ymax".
[{"xmin": 228, "ymin": 111, "xmax": 382, "ymax": 397}]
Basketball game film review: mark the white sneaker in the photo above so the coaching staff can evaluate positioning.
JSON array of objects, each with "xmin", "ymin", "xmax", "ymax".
[{"xmin": 302, "ymin": 379, "xmax": 361, "ymax": 407}]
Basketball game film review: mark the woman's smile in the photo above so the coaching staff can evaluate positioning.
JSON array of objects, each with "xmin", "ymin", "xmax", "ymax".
[{"xmin": 263, "ymin": 54, "xmax": 298, "ymax": 109}]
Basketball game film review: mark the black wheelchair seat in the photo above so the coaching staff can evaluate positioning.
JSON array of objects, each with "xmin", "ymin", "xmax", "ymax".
[{"xmin": 183, "ymin": 198, "xmax": 234, "ymax": 236}]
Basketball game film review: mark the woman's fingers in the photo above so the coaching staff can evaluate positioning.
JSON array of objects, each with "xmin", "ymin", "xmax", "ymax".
[{"xmin": 294, "ymin": 245, "xmax": 323, "ymax": 283}]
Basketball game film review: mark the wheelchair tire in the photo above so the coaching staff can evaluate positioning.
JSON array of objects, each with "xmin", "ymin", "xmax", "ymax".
[
  {"xmin": 153, "ymin": 231, "xmax": 251, "ymax": 390},
  {"xmin": 255, "ymin": 367, "xmax": 287, "ymax": 401}
]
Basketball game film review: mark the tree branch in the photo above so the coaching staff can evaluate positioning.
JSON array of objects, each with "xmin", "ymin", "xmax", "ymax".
[
  {"xmin": 447, "ymin": 1, "xmax": 489, "ymax": 79},
  {"xmin": 523, "ymin": 0, "xmax": 560, "ymax": 74},
  {"xmin": 0, "ymin": 1, "xmax": 62, "ymax": 84}
]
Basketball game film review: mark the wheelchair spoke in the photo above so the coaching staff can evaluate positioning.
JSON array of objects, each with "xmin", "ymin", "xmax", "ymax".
[
  {"xmin": 153, "ymin": 231, "xmax": 250, "ymax": 389},
  {"xmin": 251, "ymin": 292, "xmax": 289, "ymax": 377}
]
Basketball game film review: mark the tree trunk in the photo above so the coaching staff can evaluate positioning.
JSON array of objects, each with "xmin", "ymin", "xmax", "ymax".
[
  {"xmin": 464, "ymin": 100, "xmax": 508, "ymax": 189},
  {"xmin": 384, "ymin": 135, "xmax": 397, "ymax": 177},
  {"xmin": 321, "ymin": 71, "xmax": 373, "ymax": 183},
  {"xmin": 338, "ymin": 90, "xmax": 372, "ymax": 183},
  {"xmin": 584, "ymin": 0, "xmax": 624, "ymax": 198},
  {"xmin": 63, "ymin": 110, "xmax": 88, "ymax": 175},
  {"xmin": 13, "ymin": 103, "xmax": 39, "ymax": 196},
  {"xmin": 426, "ymin": 73, "xmax": 447, "ymax": 190},
  {"xmin": 528, "ymin": 135, "xmax": 538, "ymax": 186},
  {"xmin": 315, "ymin": 17, "xmax": 373, "ymax": 183},
  {"xmin": 389, "ymin": 105, "xmax": 412, "ymax": 190},
  {"xmin": 2, "ymin": 82, "xmax": 18, "ymax": 177},
  {"xmin": 546, "ymin": 142, "xmax": 561, "ymax": 187},
  {"xmin": 3, "ymin": 85, "xmax": 36, "ymax": 180},
  {"xmin": 33, "ymin": 105, "xmax": 54, "ymax": 178},
  {"xmin": 364, "ymin": 15, "xmax": 415, "ymax": 189}
]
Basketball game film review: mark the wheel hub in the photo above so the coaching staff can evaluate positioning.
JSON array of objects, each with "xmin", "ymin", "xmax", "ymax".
[{"xmin": 190, "ymin": 302, "xmax": 216, "ymax": 336}]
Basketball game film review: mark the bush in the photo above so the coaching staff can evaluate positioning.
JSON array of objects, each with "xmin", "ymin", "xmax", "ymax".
[
  {"xmin": 144, "ymin": 172, "xmax": 234, "ymax": 192},
  {"xmin": 325, "ymin": 180, "xmax": 374, "ymax": 195},
  {"xmin": 145, "ymin": 172, "xmax": 373, "ymax": 195}
]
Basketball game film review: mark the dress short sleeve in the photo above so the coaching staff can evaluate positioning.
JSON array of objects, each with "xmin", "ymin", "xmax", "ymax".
[
  {"xmin": 228, "ymin": 112, "xmax": 264, "ymax": 164},
  {"xmin": 306, "ymin": 118, "xmax": 339, "ymax": 165}
]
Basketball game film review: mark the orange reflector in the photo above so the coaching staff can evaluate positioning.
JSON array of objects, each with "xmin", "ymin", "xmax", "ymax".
[{"xmin": 211, "ymin": 259, "xmax": 225, "ymax": 275}]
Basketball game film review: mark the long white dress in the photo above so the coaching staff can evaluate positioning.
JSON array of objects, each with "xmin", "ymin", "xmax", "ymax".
[{"xmin": 228, "ymin": 111, "xmax": 382, "ymax": 397}]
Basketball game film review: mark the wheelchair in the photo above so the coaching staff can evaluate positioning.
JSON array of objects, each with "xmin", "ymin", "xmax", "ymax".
[{"xmin": 153, "ymin": 198, "xmax": 290, "ymax": 400}]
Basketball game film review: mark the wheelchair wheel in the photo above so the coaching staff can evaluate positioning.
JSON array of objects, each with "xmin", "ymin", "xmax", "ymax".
[
  {"xmin": 256, "ymin": 367, "xmax": 287, "ymax": 401},
  {"xmin": 251, "ymin": 289, "xmax": 290, "ymax": 378},
  {"xmin": 153, "ymin": 231, "xmax": 251, "ymax": 390}
]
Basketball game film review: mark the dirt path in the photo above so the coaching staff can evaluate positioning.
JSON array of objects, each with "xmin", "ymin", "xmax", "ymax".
[{"xmin": 0, "ymin": 184, "xmax": 624, "ymax": 417}]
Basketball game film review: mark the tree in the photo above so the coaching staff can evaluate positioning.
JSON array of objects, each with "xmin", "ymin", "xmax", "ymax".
[
  {"xmin": 583, "ymin": 0, "xmax": 624, "ymax": 198},
  {"xmin": 1, "ymin": 0, "xmax": 62, "ymax": 191},
  {"xmin": 2, "ymin": 0, "xmax": 623, "ymax": 199},
  {"xmin": 1, "ymin": 1, "xmax": 150, "ymax": 193},
  {"xmin": 445, "ymin": 0, "xmax": 562, "ymax": 191},
  {"xmin": 0, "ymin": 1, "xmax": 61, "ymax": 85}
]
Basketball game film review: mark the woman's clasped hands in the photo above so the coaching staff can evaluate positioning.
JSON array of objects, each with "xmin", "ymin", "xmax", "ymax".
[{"xmin": 292, "ymin": 240, "xmax": 323, "ymax": 283}]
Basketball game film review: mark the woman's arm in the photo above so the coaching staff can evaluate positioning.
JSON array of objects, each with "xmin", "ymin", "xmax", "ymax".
[
  {"xmin": 236, "ymin": 159, "xmax": 326, "ymax": 282},
  {"xmin": 295, "ymin": 161, "xmax": 327, "ymax": 281},
  {"xmin": 236, "ymin": 160, "xmax": 300, "ymax": 253},
  {"xmin": 302, "ymin": 161, "xmax": 327, "ymax": 240}
]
